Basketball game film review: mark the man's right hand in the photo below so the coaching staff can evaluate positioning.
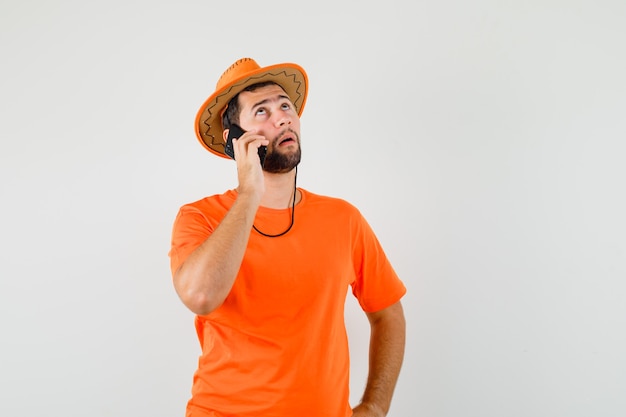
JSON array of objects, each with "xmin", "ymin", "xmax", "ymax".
[{"xmin": 231, "ymin": 129, "xmax": 268, "ymax": 198}]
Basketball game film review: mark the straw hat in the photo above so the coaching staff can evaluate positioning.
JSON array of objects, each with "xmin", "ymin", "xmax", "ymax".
[{"xmin": 194, "ymin": 58, "xmax": 308, "ymax": 158}]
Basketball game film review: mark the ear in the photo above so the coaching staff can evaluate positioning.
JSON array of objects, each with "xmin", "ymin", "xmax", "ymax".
[{"xmin": 222, "ymin": 129, "xmax": 229, "ymax": 144}]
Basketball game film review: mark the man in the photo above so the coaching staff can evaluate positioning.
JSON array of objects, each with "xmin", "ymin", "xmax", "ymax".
[{"xmin": 169, "ymin": 57, "xmax": 406, "ymax": 417}]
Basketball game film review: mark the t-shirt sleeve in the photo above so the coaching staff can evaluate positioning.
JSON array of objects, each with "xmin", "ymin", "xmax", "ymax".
[
  {"xmin": 168, "ymin": 205, "xmax": 214, "ymax": 276},
  {"xmin": 350, "ymin": 212, "xmax": 406, "ymax": 313}
]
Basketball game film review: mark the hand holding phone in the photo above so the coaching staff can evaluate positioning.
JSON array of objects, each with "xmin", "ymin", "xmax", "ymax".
[{"xmin": 225, "ymin": 124, "xmax": 267, "ymax": 166}]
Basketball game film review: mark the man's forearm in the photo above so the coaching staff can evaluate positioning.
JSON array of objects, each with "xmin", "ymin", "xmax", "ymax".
[
  {"xmin": 173, "ymin": 192, "xmax": 261, "ymax": 315},
  {"xmin": 354, "ymin": 301, "xmax": 406, "ymax": 416}
]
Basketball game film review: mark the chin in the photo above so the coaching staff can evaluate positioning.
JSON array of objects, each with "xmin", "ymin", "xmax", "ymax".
[{"xmin": 263, "ymin": 149, "xmax": 301, "ymax": 173}]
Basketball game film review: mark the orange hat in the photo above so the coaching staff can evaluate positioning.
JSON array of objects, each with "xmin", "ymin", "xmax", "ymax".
[{"xmin": 195, "ymin": 58, "xmax": 308, "ymax": 158}]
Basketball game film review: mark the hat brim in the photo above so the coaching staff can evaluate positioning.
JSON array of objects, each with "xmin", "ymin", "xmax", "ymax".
[{"xmin": 195, "ymin": 63, "xmax": 308, "ymax": 158}]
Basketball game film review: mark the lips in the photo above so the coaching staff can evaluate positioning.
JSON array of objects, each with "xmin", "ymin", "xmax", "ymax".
[{"xmin": 278, "ymin": 133, "xmax": 295, "ymax": 146}]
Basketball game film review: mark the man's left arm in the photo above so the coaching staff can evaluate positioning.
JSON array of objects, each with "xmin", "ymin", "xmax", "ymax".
[{"xmin": 352, "ymin": 300, "xmax": 406, "ymax": 417}]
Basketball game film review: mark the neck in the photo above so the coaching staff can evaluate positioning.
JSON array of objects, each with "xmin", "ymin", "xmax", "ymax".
[{"xmin": 259, "ymin": 168, "xmax": 299, "ymax": 209}]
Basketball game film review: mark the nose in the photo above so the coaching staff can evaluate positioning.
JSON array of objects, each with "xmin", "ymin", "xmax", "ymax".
[{"xmin": 274, "ymin": 113, "xmax": 292, "ymax": 128}]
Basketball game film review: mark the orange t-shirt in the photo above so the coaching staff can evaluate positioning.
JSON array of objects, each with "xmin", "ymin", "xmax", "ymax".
[{"xmin": 169, "ymin": 188, "xmax": 406, "ymax": 417}]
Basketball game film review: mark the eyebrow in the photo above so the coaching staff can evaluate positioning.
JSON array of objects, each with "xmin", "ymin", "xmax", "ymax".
[{"xmin": 251, "ymin": 94, "xmax": 291, "ymax": 112}]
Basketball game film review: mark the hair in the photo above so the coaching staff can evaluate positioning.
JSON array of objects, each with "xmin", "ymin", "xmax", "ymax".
[{"xmin": 222, "ymin": 81, "xmax": 284, "ymax": 129}]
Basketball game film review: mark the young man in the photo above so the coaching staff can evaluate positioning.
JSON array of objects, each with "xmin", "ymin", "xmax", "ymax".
[{"xmin": 169, "ymin": 58, "xmax": 407, "ymax": 417}]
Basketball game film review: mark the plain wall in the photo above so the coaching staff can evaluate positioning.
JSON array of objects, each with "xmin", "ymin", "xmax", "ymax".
[{"xmin": 1, "ymin": 1, "xmax": 625, "ymax": 416}]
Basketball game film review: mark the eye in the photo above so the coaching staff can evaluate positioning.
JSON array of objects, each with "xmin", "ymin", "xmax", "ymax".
[
  {"xmin": 281, "ymin": 102, "xmax": 291, "ymax": 111},
  {"xmin": 255, "ymin": 107, "xmax": 267, "ymax": 116}
]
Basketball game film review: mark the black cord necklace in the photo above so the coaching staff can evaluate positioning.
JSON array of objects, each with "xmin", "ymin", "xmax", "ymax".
[{"xmin": 253, "ymin": 167, "xmax": 298, "ymax": 238}]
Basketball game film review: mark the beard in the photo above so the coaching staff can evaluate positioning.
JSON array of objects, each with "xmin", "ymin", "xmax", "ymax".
[{"xmin": 262, "ymin": 132, "xmax": 302, "ymax": 173}]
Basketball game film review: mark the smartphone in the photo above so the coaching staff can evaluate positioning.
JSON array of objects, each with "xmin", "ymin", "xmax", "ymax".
[{"xmin": 225, "ymin": 124, "xmax": 267, "ymax": 166}]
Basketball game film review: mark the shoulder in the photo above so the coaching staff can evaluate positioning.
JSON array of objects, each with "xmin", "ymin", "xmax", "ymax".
[
  {"xmin": 179, "ymin": 189, "xmax": 236, "ymax": 212},
  {"xmin": 301, "ymin": 188, "xmax": 358, "ymax": 208},
  {"xmin": 174, "ymin": 190, "xmax": 236, "ymax": 226},
  {"xmin": 299, "ymin": 188, "xmax": 363, "ymax": 220}
]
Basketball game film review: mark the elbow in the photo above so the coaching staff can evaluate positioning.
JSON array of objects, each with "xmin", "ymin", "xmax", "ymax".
[
  {"xmin": 174, "ymin": 274, "xmax": 221, "ymax": 316},
  {"xmin": 180, "ymin": 291, "xmax": 217, "ymax": 316},
  {"xmin": 173, "ymin": 264, "xmax": 230, "ymax": 315}
]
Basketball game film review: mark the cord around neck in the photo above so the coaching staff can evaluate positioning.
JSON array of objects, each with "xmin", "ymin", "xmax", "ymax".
[{"xmin": 252, "ymin": 167, "xmax": 298, "ymax": 238}]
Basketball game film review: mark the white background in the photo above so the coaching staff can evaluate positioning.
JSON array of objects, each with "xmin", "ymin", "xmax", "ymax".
[{"xmin": 1, "ymin": 1, "xmax": 625, "ymax": 416}]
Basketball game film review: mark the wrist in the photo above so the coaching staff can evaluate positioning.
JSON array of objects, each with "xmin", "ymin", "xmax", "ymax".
[{"xmin": 353, "ymin": 401, "xmax": 386, "ymax": 417}]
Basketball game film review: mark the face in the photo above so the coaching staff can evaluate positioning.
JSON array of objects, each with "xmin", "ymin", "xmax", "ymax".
[{"xmin": 237, "ymin": 84, "xmax": 301, "ymax": 173}]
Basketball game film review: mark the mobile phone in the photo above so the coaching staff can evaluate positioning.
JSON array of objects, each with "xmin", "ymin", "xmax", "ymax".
[{"xmin": 225, "ymin": 124, "xmax": 267, "ymax": 166}]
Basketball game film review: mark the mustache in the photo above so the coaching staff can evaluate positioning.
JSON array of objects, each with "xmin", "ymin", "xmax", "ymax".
[{"xmin": 272, "ymin": 128, "xmax": 299, "ymax": 145}]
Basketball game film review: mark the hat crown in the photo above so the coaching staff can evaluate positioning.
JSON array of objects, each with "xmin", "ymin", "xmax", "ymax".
[{"xmin": 216, "ymin": 58, "xmax": 261, "ymax": 90}]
